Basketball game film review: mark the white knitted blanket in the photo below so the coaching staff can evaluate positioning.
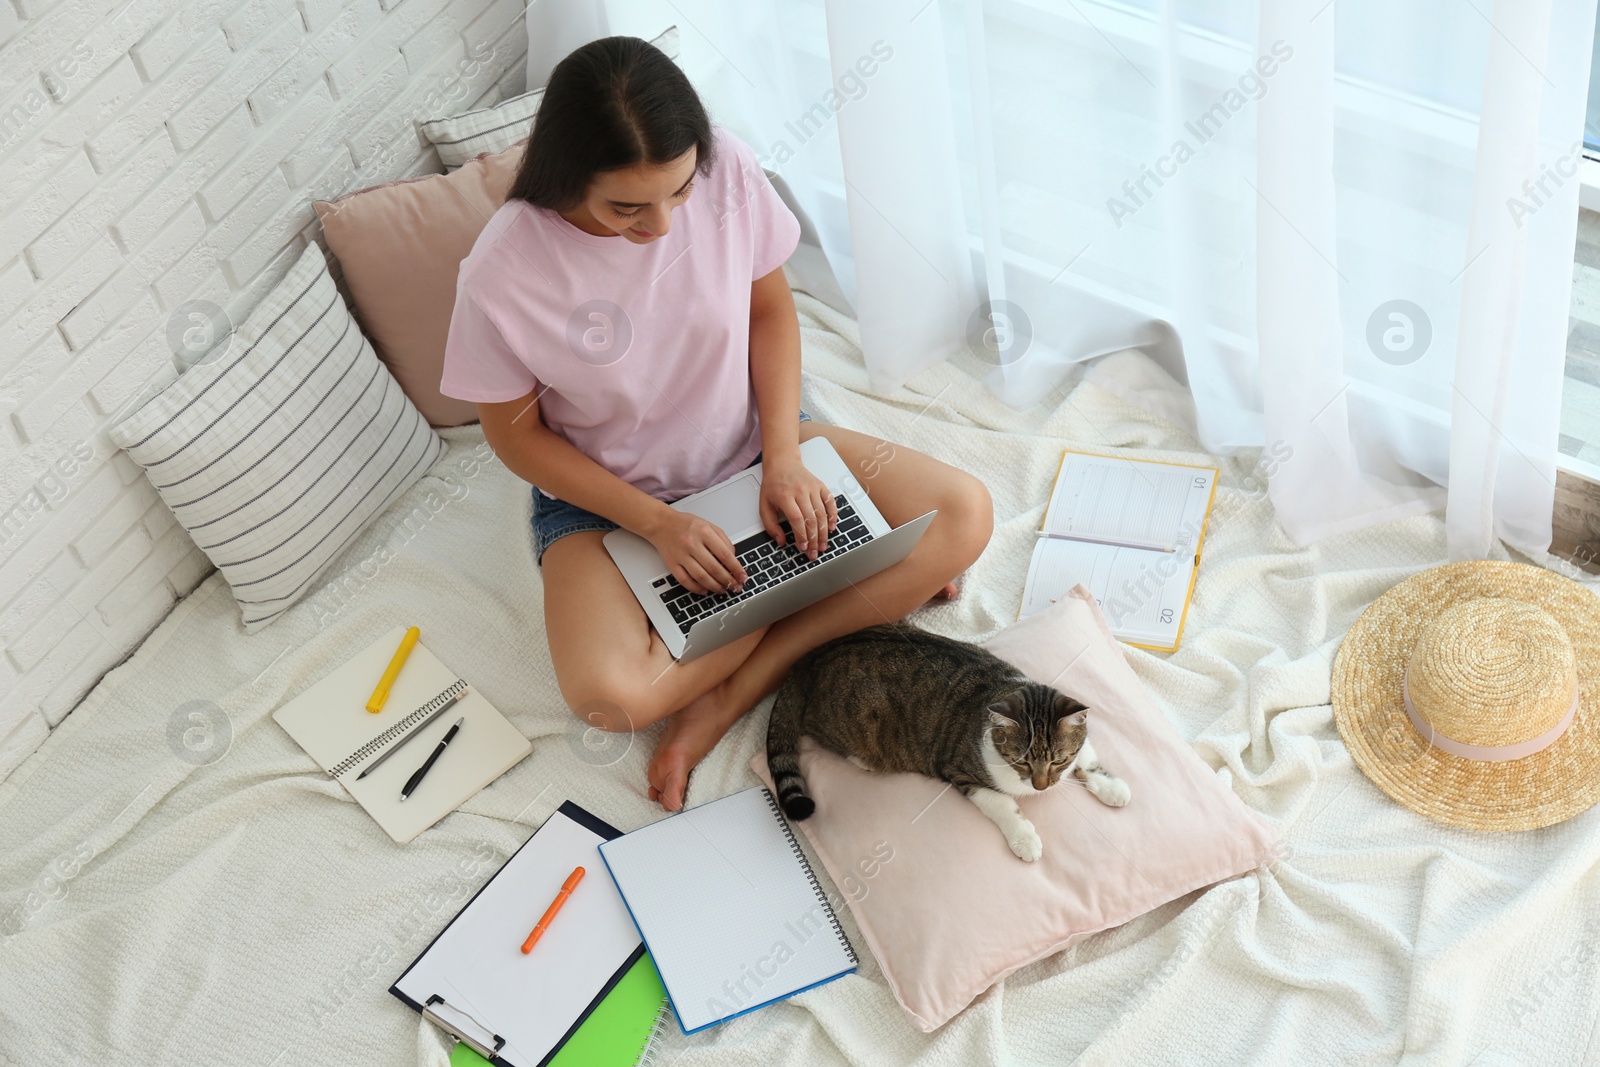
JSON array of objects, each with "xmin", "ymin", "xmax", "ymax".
[{"xmin": 2, "ymin": 292, "xmax": 1596, "ymax": 1067}]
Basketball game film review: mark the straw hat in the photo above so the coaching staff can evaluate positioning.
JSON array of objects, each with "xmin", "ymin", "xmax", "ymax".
[{"xmin": 1332, "ymin": 560, "xmax": 1600, "ymax": 832}]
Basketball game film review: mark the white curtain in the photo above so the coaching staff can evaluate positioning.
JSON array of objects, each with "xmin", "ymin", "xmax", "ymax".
[{"xmin": 556, "ymin": 0, "xmax": 1596, "ymax": 559}]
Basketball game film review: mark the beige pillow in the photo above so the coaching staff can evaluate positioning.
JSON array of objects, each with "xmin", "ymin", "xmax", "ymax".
[
  {"xmin": 312, "ymin": 140, "xmax": 527, "ymax": 427},
  {"xmin": 750, "ymin": 587, "xmax": 1280, "ymax": 1031}
]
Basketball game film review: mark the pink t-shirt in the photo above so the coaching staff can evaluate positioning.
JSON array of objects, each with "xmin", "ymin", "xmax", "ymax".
[{"xmin": 439, "ymin": 123, "xmax": 802, "ymax": 501}]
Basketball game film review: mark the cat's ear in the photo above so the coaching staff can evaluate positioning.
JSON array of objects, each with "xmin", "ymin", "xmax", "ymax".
[
  {"xmin": 988, "ymin": 695, "xmax": 1023, "ymax": 729},
  {"xmin": 1051, "ymin": 693, "xmax": 1086, "ymax": 715},
  {"xmin": 1052, "ymin": 694, "xmax": 1089, "ymax": 728},
  {"xmin": 1052, "ymin": 709, "xmax": 1088, "ymax": 743}
]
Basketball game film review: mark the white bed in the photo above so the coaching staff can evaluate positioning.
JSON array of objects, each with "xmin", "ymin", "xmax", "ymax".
[{"xmin": 2, "ymin": 291, "xmax": 1596, "ymax": 1067}]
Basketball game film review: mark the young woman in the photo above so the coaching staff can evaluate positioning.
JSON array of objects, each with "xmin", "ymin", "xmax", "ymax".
[{"xmin": 440, "ymin": 36, "xmax": 993, "ymax": 812}]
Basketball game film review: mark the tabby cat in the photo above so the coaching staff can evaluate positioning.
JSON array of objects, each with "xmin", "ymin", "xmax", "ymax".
[{"xmin": 766, "ymin": 622, "xmax": 1130, "ymax": 861}]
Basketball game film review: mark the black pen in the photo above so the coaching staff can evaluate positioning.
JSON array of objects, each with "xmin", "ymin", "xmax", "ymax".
[
  {"xmin": 357, "ymin": 690, "xmax": 467, "ymax": 781},
  {"xmin": 400, "ymin": 716, "xmax": 464, "ymax": 802}
]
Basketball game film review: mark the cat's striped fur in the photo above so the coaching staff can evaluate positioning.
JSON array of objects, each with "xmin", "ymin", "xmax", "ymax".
[{"xmin": 766, "ymin": 622, "xmax": 1130, "ymax": 861}]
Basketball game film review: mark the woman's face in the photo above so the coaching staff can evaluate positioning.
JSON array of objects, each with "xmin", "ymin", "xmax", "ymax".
[{"xmin": 565, "ymin": 146, "xmax": 699, "ymax": 243}]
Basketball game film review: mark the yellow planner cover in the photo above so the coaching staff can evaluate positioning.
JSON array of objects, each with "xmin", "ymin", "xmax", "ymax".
[{"xmin": 1020, "ymin": 448, "xmax": 1218, "ymax": 652}]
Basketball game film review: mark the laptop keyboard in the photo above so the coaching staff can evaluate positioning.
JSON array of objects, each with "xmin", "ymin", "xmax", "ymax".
[{"xmin": 652, "ymin": 495, "xmax": 872, "ymax": 632}]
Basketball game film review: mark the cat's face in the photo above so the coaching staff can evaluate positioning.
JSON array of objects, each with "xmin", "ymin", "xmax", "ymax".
[{"xmin": 988, "ymin": 686, "xmax": 1089, "ymax": 791}]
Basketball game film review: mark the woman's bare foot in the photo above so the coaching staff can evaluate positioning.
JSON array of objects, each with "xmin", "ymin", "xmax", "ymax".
[{"xmin": 646, "ymin": 682, "xmax": 743, "ymax": 811}]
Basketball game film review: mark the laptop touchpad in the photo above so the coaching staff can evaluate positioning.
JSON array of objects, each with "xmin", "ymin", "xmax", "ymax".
[{"xmin": 674, "ymin": 472, "xmax": 764, "ymax": 537}]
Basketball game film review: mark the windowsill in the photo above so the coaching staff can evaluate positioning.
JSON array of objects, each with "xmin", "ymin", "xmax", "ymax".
[
  {"xmin": 1559, "ymin": 451, "xmax": 1600, "ymax": 484},
  {"xmin": 1567, "ymin": 155, "xmax": 1600, "ymax": 490},
  {"xmin": 1580, "ymin": 155, "xmax": 1600, "ymax": 213}
]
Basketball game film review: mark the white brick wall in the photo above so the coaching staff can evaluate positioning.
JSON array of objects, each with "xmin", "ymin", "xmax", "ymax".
[{"xmin": 0, "ymin": 0, "xmax": 532, "ymax": 782}]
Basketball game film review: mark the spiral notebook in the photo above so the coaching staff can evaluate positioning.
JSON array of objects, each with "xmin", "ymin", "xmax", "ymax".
[
  {"xmin": 598, "ymin": 786, "xmax": 857, "ymax": 1034},
  {"xmin": 272, "ymin": 626, "xmax": 531, "ymax": 844}
]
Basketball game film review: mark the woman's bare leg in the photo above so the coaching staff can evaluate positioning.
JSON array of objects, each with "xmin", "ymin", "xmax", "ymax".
[
  {"xmin": 539, "ymin": 531, "xmax": 770, "ymax": 733},
  {"xmin": 645, "ymin": 421, "xmax": 993, "ymax": 808},
  {"xmin": 542, "ymin": 516, "xmax": 954, "ymax": 741},
  {"xmin": 541, "ymin": 421, "xmax": 992, "ymax": 809}
]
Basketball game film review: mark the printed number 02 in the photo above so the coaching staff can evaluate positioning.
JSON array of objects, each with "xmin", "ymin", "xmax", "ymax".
[{"xmin": 1160, "ymin": 608, "xmax": 1174, "ymax": 623}]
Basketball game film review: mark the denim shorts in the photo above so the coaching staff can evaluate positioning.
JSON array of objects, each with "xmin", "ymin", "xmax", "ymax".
[{"xmin": 531, "ymin": 410, "xmax": 813, "ymax": 566}]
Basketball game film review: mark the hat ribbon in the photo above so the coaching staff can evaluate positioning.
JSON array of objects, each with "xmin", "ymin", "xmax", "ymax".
[{"xmin": 1401, "ymin": 670, "xmax": 1578, "ymax": 762}]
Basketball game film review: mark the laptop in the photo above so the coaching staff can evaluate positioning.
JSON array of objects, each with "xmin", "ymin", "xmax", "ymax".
[{"xmin": 604, "ymin": 436, "xmax": 937, "ymax": 662}]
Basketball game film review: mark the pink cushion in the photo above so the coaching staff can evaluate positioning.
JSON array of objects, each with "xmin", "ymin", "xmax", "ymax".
[
  {"xmin": 750, "ymin": 586, "xmax": 1279, "ymax": 1031},
  {"xmin": 312, "ymin": 140, "xmax": 528, "ymax": 427}
]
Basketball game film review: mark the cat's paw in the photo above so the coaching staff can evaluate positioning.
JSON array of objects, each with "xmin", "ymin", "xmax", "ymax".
[
  {"xmin": 1089, "ymin": 774, "xmax": 1131, "ymax": 808},
  {"xmin": 1006, "ymin": 820, "xmax": 1044, "ymax": 861}
]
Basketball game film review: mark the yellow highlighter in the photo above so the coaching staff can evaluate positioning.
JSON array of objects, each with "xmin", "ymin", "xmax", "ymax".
[{"xmin": 366, "ymin": 626, "xmax": 421, "ymax": 713}]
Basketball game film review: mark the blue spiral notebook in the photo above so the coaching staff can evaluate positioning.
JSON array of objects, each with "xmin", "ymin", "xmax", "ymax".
[{"xmin": 598, "ymin": 786, "xmax": 857, "ymax": 1034}]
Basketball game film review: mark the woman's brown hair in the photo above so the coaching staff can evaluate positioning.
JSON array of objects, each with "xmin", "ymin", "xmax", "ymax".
[{"xmin": 507, "ymin": 35, "xmax": 716, "ymax": 211}]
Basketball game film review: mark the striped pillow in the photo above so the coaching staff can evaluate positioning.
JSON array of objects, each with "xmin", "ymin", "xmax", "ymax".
[
  {"xmin": 110, "ymin": 242, "xmax": 443, "ymax": 632},
  {"xmin": 421, "ymin": 25, "xmax": 680, "ymax": 170}
]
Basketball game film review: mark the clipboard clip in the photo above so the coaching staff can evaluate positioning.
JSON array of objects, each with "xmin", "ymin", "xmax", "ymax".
[{"xmin": 423, "ymin": 994, "xmax": 506, "ymax": 1061}]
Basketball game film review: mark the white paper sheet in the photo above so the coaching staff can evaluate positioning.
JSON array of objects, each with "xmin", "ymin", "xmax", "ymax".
[
  {"xmin": 392, "ymin": 808, "xmax": 642, "ymax": 1067},
  {"xmin": 600, "ymin": 788, "xmax": 855, "ymax": 1034},
  {"xmin": 1043, "ymin": 454, "xmax": 1209, "ymax": 551}
]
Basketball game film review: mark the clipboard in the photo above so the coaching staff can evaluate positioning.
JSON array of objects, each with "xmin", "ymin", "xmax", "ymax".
[{"xmin": 389, "ymin": 802, "xmax": 646, "ymax": 1067}]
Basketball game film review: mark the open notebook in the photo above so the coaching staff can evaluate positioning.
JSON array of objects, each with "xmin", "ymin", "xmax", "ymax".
[
  {"xmin": 392, "ymin": 803, "xmax": 651, "ymax": 1067},
  {"xmin": 1021, "ymin": 450, "xmax": 1218, "ymax": 651},
  {"xmin": 272, "ymin": 626, "xmax": 531, "ymax": 844},
  {"xmin": 599, "ymin": 787, "xmax": 857, "ymax": 1034}
]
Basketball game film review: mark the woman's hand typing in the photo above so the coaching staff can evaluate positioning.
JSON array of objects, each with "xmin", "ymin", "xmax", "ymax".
[
  {"xmin": 642, "ymin": 508, "xmax": 748, "ymax": 595},
  {"xmin": 758, "ymin": 454, "xmax": 838, "ymax": 561}
]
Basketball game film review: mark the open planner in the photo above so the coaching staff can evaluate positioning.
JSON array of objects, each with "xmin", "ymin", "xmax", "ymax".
[
  {"xmin": 272, "ymin": 626, "xmax": 531, "ymax": 844},
  {"xmin": 599, "ymin": 786, "xmax": 857, "ymax": 1034},
  {"xmin": 1021, "ymin": 449, "xmax": 1218, "ymax": 652},
  {"xmin": 391, "ymin": 802, "xmax": 666, "ymax": 1067}
]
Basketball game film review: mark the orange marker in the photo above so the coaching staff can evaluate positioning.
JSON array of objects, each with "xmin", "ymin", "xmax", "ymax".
[{"xmin": 521, "ymin": 866, "xmax": 585, "ymax": 954}]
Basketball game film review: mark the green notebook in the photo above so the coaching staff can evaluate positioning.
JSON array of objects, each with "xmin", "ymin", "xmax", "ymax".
[{"xmin": 449, "ymin": 952, "xmax": 671, "ymax": 1067}]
